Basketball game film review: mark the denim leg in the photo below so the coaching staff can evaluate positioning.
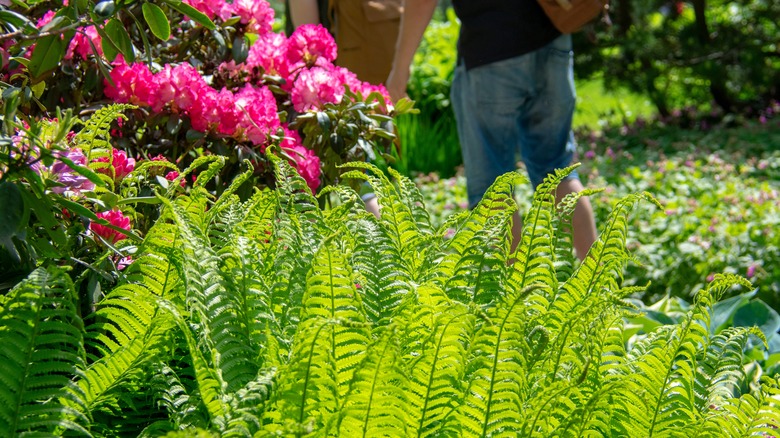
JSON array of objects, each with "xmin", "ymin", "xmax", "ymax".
[
  {"xmin": 451, "ymin": 35, "xmax": 581, "ymax": 207},
  {"xmin": 520, "ymin": 34, "xmax": 579, "ymax": 188},
  {"xmin": 451, "ymin": 58, "xmax": 533, "ymax": 208}
]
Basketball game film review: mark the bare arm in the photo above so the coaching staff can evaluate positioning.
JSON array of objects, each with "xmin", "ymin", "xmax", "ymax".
[
  {"xmin": 385, "ymin": 0, "xmax": 438, "ymax": 101},
  {"xmin": 289, "ymin": 0, "xmax": 321, "ymax": 28}
]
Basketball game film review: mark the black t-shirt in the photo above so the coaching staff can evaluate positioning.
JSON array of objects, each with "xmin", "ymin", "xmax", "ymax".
[{"xmin": 451, "ymin": 0, "xmax": 560, "ymax": 69}]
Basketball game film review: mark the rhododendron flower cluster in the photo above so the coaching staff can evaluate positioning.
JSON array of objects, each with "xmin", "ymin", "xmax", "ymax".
[
  {"xmin": 99, "ymin": 0, "xmax": 396, "ymax": 193},
  {"xmin": 90, "ymin": 209, "xmax": 132, "ymax": 244},
  {"xmin": 94, "ymin": 148, "xmax": 136, "ymax": 181},
  {"xmin": 182, "ymin": 0, "xmax": 274, "ymax": 33}
]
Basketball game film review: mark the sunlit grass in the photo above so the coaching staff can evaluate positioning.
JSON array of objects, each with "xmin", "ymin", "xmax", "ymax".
[{"xmin": 574, "ymin": 77, "xmax": 657, "ymax": 130}]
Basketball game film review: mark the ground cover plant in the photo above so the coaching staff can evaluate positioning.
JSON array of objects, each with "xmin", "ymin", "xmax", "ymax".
[{"xmin": 1, "ymin": 155, "xmax": 779, "ymax": 436}]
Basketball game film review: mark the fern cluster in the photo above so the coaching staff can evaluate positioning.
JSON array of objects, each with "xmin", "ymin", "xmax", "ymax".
[{"xmin": 1, "ymin": 155, "xmax": 778, "ymax": 437}]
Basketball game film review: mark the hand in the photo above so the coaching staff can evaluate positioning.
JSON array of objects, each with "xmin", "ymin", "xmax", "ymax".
[{"xmin": 385, "ymin": 67, "xmax": 410, "ymax": 103}]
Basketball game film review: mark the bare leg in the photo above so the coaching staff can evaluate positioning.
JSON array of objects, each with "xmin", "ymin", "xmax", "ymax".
[
  {"xmin": 556, "ymin": 178, "xmax": 597, "ymax": 261},
  {"xmin": 509, "ymin": 178, "xmax": 597, "ymax": 261},
  {"xmin": 365, "ymin": 196, "xmax": 381, "ymax": 219}
]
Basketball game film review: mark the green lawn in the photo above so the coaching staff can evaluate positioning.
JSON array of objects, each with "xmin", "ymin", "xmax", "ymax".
[{"xmin": 574, "ymin": 77, "xmax": 657, "ymax": 130}]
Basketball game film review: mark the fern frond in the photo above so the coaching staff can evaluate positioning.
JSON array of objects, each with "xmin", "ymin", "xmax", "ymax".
[
  {"xmin": 158, "ymin": 300, "xmax": 228, "ymax": 423},
  {"xmin": 75, "ymin": 103, "xmax": 136, "ymax": 159},
  {"xmin": 340, "ymin": 162, "xmax": 426, "ymax": 280},
  {"xmin": 148, "ymin": 361, "xmax": 210, "ymax": 431},
  {"xmin": 443, "ymin": 203, "xmax": 514, "ymax": 305},
  {"xmin": 508, "ymin": 165, "xmax": 578, "ymax": 293},
  {"xmin": 336, "ymin": 328, "xmax": 409, "ymax": 437},
  {"xmin": 709, "ymin": 377, "xmax": 780, "ymax": 437},
  {"xmin": 386, "ymin": 166, "xmax": 434, "ymax": 236},
  {"xmin": 163, "ymin": 197, "xmax": 259, "ymax": 392},
  {"xmin": 344, "ymin": 213, "xmax": 413, "ymax": 325},
  {"xmin": 438, "ymin": 171, "xmax": 524, "ymax": 267},
  {"xmin": 80, "ymin": 283, "xmax": 174, "ymax": 415},
  {"xmin": 303, "ymin": 234, "xmax": 371, "ymax": 398},
  {"xmin": 573, "ymin": 191, "xmax": 658, "ymax": 289},
  {"xmin": 622, "ymin": 295, "xmax": 710, "ymax": 436},
  {"xmin": 265, "ymin": 150, "xmax": 330, "ymax": 346},
  {"xmin": 400, "ymin": 292, "xmax": 474, "ymax": 437},
  {"xmin": 0, "ymin": 267, "xmax": 90, "ymax": 437},
  {"xmin": 265, "ymin": 318, "xmax": 340, "ymax": 435},
  {"xmin": 455, "ymin": 286, "xmax": 546, "ymax": 437},
  {"xmin": 695, "ymin": 326, "xmax": 764, "ymax": 413},
  {"xmin": 221, "ymin": 368, "xmax": 276, "ymax": 436},
  {"xmin": 553, "ymin": 188, "xmax": 604, "ymax": 286}
]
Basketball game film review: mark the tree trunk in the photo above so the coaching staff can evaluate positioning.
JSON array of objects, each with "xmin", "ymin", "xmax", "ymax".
[{"xmin": 691, "ymin": 0, "xmax": 734, "ymax": 112}]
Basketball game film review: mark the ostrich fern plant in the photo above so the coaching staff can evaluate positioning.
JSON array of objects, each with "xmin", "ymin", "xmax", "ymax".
[{"xmin": 1, "ymin": 154, "xmax": 779, "ymax": 437}]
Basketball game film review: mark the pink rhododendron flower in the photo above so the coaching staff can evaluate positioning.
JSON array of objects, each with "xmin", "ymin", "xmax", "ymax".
[
  {"xmin": 187, "ymin": 87, "xmax": 221, "ymax": 132},
  {"xmin": 215, "ymin": 88, "xmax": 241, "ymax": 135},
  {"xmin": 232, "ymin": 0, "xmax": 275, "ymax": 34},
  {"xmin": 152, "ymin": 63, "xmax": 204, "ymax": 113},
  {"xmin": 90, "ymin": 209, "xmax": 131, "ymax": 243},
  {"xmin": 291, "ymin": 65, "xmax": 344, "ymax": 112},
  {"xmin": 66, "ymin": 25, "xmax": 103, "ymax": 60},
  {"xmin": 50, "ymin": 149, "xmax": 96, "ymax": 194},
  {"xmin": 283, "ymin": 144, "xmax": 321, "ymax": 192},
  {"xmin": 286, "ymin": 24, "xmax": 337, "ymax": 68},
  {"xmin": 95, "ymin": 149, "xmax": 135, "ymax": 180},
  {"xmin": 234, "ymin": 84, "xmax": 280, "ymax": 146},
  {"xmin": 103, "ymin": 56, "xmax": 158, "ymax": 107},
  {"xmin": 165, "ymin": 171, "xmax": 186, "ymax": 187},
  {"xmin": 36, "ymin": 10, "xmax": 56, "ymax": 28},
  {"xmin": 246, "ymin": 32, "xmax": 290, "ymax": 79},
  {"xmin": 182, "ymin": 0, "xmax": 232, "ymax": 21}
]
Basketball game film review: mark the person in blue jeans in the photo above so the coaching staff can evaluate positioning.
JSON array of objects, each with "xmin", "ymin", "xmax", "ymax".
[{"xmin": 386, "ymin": 0, "xmax": 598, "ymax": 261}]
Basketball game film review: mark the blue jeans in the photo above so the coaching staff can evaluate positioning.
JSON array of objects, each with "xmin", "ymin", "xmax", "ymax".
[{"xmin": 451, "ymin": 34, "xmax": 579, "ymax": 208}]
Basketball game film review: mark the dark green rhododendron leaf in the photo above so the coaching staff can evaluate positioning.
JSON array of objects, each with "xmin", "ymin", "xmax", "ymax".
[
  {"xmin": 142, "ymin": 3, "xmax": 171, "ymax": 41},
  {"xmin": 0, "ymin": 182, "xmax": 23, "ymax": 241},
  {"xmin": 0, "ymin": 10, "xmax": 35, "ymax": 30},
  {"xmin": 28, "ymin": 33, "xmax": 70, "ymax": 80},
  {"xmin": 232, "ymin": 35, "xmax": 248, "ymax": 63},
  {"xmin": 103, "ymin": 18, "xmax": 134, "ymax": 61},
  {"xmin": 0, "ymin": 182, "xmax": 24, "ymax": 260}
]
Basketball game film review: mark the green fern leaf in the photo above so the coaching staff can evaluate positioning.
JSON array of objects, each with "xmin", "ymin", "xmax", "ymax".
[
  {"xmin": 266, "ymin": 318, "xmax": 340, "ymax": 434},
  {"xmin": 695, "ymin": 326, "xmax": 764, "ymax": 413},
  {"xmin": 508, "ymin": 165, "xmax": 578, "ymax": 293},
  {"xmin": 340, "ymin": 162, "xmax": 426, "ymax": 280},
  {"xmin": 75, "ymin": 103, "xmax": 136, "ymax": 159},
  {"xmin": 386, "ymin": 166, "xmax": 434, "ymax": 236},
  {"xmin": 455, "ymin": 286, "xmax": 544, "ymax": 436},
  {"xmin": 0, "ymin": 267, "xmax": 90, "ymax": 437},
  {"xmin": 400, "ymin": 287, "xmax": 474, "ymax": 437},
  {"xmin": 303, "ymin": 235, "xmax": 371, "ymax": 396},
  {"xmin": 163, "ymin": 197, "xmax": 259, "ymax": 392},
  {"xmin": 345, "ymin": 213, "xmax": 413, "ymax": 325},
  {"xmin": 710, "ymin": 377, "xmax": 780, "ymax": 437},
  {"xmin": 336, "ymin": 328, "xmax": 409, "ymax": 437}
]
